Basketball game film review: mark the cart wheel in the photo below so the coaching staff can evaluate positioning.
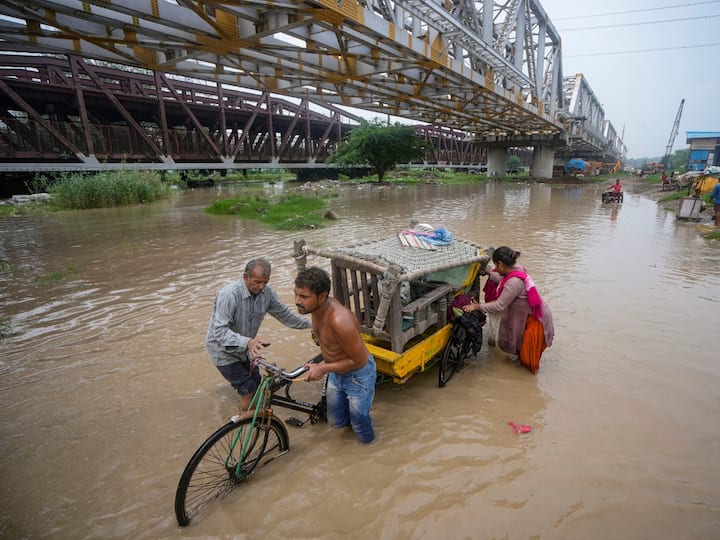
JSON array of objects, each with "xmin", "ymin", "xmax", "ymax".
[{"xmin": 438, "ymin": 325, "xmax": 472, "ymax": 388}]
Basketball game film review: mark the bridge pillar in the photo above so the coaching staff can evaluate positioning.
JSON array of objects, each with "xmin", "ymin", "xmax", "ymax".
[
  {"xmin": 487, "ymin": 148, "xmax": 507, "ymax": 177},
  {"xmin": 531, "ymin": 145, "xmax": 554, "ymax": 179}
]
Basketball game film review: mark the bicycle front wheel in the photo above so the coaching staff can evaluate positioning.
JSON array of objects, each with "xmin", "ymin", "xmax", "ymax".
[{"xmin": 174, "ymin": 416, "xmax": 289, "ymax": 527}]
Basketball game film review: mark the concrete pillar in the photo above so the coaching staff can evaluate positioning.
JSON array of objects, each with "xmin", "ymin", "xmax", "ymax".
[
  {"xmin": 530, "ymin": 144, "xmax": 554, "ymax": 179},
  {"xmin": 487, "ymin": 148, "xmax": 507, "ymax": 177}
]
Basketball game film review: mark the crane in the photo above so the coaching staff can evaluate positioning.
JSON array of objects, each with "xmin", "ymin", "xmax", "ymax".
[{"xmin": 661, "ymin": 99, "xmax": 685, "ymax": 172}]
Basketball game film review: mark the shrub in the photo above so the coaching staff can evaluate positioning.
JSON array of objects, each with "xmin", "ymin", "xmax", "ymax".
[
  {"xmin": 48, "ymin": 170, "xmax": 169, "ymax": 209},
  {"xmin": 205, "ymin": 193, "xmax": 328, "ymax": 230}
]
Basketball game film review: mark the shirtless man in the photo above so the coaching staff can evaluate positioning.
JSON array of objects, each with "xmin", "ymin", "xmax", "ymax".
[{"xmin": 294, "ymin": 267, "xmax": 376, "ymax": 443}]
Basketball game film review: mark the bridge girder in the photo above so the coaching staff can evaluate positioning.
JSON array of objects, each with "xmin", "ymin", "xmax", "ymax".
[
  {"xmin": 0, "ymin": 0, "xmax": 625, "ymax": 160},
  {"xmin": 0, "ymin": 54, "xmax": 492, "ymax": 170},
  {"xmin": 0, "ymin": 0, "xmax": 566, "ymax": 137},
  {"xmin": 556, "ymin": 73, "xmax": 626, "ymax": 160}
]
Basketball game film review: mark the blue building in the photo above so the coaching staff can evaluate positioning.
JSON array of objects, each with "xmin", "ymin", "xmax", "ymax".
[{"xmin": 686, "ymin": 131, "xmax": 720, "ymax": 171}]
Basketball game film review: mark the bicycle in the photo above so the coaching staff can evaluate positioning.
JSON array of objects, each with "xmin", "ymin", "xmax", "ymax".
[
  {"xmin": 438, "ymin": 310, "xmax": 486, "ymax": 387},
  {"xmin": 174, "ymin": 354, "xmax": 326, "ymax": 527}
]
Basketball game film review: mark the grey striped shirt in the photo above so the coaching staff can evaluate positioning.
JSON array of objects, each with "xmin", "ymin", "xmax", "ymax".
[{"xmin": 205, "ymin": 279, "xmax": 311, "ymax": 366}]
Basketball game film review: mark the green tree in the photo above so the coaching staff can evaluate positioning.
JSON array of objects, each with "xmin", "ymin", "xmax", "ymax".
[
  {"xmin": 669, "ymin": 147, "xmax": 689, "ymax": 172},
  {"xmin": 329, "ymin": 120, "xmax": 426, "ymax": 182},
  {"xmin": 506, "ymin": 155, "xmax": 522, "ymax": 172}
]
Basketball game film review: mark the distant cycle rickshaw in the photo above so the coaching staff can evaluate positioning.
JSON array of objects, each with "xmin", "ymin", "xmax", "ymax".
[{"xmin": 602, "ymin": 190, "xmax": 624, "ymax": 203}]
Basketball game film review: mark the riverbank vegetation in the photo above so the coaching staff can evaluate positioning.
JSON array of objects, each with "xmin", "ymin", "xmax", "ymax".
[
  {"xmin": 164, "ymin": 169, "xmax": 296, "ymax": 185},
  {"xmin": 47, "ymin": 170, "xmax": 169, "ymax": 209},
  {"xmin": 346, "ymin": 167, "xmax": 490, "ymax": 184},
  {"xmin": 167, "ymin": 166, "xmax": 495, "ymax": 186},
  {"xmin": 0, "ymin": 170, "xmax": 169, "ymax": 214},
  {"xmin": 4, "ymin": 168, "xmax": 718, "ymax": 241},
  {"xmin": 634, "ymin": 174, "xmax": 719, "ymax": 240},
  {"xmin": 0, "ymin": 201, "xmax": 49, "ymax": 217},
  {"xmin": 658, "ymin": 190, "xmax": 688, "ymax": 204},
  {"xmin": 205, "ymin": 193, "xmax": 331, "ymax": 230}
]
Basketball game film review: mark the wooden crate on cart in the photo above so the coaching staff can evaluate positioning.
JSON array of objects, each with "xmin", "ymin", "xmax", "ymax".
[{"xmin": 293, "ymin": 235, "xmax": 492, "ymax": 383}]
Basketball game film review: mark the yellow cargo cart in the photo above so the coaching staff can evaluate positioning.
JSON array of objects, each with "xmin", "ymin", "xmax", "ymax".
[{"xmin": 293, "ymin": 234, "xmax": 493, "ymax": 387}]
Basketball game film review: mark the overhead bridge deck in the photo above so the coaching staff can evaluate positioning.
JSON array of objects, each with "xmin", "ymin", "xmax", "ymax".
[{"xmin": 0, "ymin": 0, "xmax": 625, "ymax": 175}]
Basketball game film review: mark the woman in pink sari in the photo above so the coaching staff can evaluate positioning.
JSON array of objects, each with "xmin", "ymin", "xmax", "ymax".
[{"xmin": 463, "ymin": 246, "xmax": 554, "ymax": 373}]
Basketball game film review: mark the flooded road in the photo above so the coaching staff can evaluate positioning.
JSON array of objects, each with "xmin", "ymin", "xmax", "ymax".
[{"xmin": 1, "ymin": 180, "xmax": 719, "ymax": 539}]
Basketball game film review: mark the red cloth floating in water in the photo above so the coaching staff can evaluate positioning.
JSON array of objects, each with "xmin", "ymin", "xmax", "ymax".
[{"xmin": 509, "ymin": 421, "xmax": 532, "ymax": 434}]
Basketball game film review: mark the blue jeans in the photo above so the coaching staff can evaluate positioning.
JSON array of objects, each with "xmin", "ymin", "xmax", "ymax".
[{"xmin": 326, "ymin": 355, "xmax": 376, "ymax": 443}]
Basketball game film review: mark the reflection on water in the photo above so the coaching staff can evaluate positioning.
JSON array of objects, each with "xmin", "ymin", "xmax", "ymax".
[{"xmin": 1, "ymin": 181, "xmax": 719, "ymax": 539}]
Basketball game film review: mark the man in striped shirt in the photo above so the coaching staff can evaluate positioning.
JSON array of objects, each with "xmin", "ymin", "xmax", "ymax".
[{"xmin": 205, "ymin": 258, "xmax": 312, "ymax": 412}]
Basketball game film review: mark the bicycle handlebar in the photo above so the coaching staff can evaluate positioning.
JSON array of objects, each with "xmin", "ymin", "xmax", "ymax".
[{"xmin": 252, "ymin": 354, "xmax": 322, "ymax": 380}]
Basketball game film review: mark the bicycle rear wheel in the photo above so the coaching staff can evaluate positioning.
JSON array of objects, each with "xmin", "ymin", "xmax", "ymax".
[
  {"xmin": 438, "ymin": 325, "xmax": 470, "ymax": 387},
  {"xmin": 174, "ymin": 416, "xmax": 289, "ymax": 527}
]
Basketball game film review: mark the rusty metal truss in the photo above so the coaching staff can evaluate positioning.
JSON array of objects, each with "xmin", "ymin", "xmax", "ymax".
[
  {"xmin": 0, "ymin": 54, "xmax": 492, "ymax": 170},
  {"xmin": 0, "ymin": 53, "xmax": 361, "ymax": 167}
]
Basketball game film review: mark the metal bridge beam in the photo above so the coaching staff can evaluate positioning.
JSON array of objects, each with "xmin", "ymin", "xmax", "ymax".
[
  {"xmin": 0, "ymin": 0, "xmax": 627, "ymax": 165},
  {"xmin": 0, "ymin": 54, "xmax": 363, "ymax": 167},
  {"xmin": 0, "ymin": 54, "xmax": 492, "ymax": 171},
  {"xmin": 0, "ymin": 0, "xmax": 565, "ymax": 138}
]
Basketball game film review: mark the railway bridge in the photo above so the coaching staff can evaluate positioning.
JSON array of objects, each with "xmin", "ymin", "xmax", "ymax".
[{"xmin": 0, "ymin": 0, "xmax": 626, "ymax": 176}]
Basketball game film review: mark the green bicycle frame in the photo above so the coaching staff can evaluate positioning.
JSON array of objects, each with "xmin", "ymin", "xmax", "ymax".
[{"xmin": 223, "ymin": 375, "xmax": 273, "ymax": 479}]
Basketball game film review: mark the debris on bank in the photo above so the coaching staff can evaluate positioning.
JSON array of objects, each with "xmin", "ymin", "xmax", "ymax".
[{"xmin": 8, "ymin": 193, "xmax": 51, "ymax": 204}]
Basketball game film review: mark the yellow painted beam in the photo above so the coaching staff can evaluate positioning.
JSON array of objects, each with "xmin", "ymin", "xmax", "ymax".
[
  {"xmin": 216, "ymin": 10, "xmax": 239, "ymax": 38},
  {"xmin": 195, "ymin": 34, "xmax": 252, "ymax": 55},
  {"xmin": 316, "ymin": 0, "xmax": 364, "ymax": 25},
  {"xmin": 150, "ymin": 0, "xmax": 159, "ymax": 19}
]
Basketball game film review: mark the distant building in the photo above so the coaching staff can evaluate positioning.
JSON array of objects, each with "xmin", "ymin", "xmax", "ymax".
[{"xmin": 686, "ymin": 131, "xmax": 720, "ymax": 171}]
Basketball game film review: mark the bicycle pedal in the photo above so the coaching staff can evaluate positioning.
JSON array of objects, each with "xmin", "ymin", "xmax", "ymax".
[{"xmin": 285, "ymin": 417, "xmax": 306, "ymax": 427}]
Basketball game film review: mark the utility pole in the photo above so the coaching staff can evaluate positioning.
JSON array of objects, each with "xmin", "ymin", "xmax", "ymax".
[{"xmin": 661, "ymin": 99, "xmax": 685, "ymax": 171}]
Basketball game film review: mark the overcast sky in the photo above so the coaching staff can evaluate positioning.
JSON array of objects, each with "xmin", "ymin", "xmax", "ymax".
[{"xmin": 540, "ymin": 0, "xmax": 719, "ymax": 159}]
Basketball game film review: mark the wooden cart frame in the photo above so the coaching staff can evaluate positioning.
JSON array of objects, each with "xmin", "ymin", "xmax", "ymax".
[{"xmin": 293, "ymin": 235, "xmax": 492, "ymax": 384}]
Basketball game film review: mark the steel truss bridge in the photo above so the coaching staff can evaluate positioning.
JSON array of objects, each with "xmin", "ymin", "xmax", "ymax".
[
  {"xmin": 0, "ymin": 0, "xmax": 626, "ymax": 174},
  {"xmin": 0, "ymin": 54, "xmax": 495, "ymax": 171}
]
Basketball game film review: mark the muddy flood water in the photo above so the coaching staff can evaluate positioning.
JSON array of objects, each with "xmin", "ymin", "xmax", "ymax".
[{"xmin": 1, "ymin": 180, "xmax": 719, "ymax": 539}]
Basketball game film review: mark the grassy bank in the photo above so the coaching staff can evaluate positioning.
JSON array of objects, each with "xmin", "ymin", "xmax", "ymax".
[
  {"xmin": 165, "ymin": 169, "xmax": 296, "ymax": 185},
  {"xmin": 205, "ymin": 193, "xmax": 330, "ymax": 230},
  {"xmin": 377, "ymin": 168, "xmax": 489, "ymax": 184},
  {"xmin": 0, "ymin": 201, "xmax": 49, "ymax": 217},
  {"xmin": 0, "ymin": 170, "xmax": 171, "ymax": 214}
]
